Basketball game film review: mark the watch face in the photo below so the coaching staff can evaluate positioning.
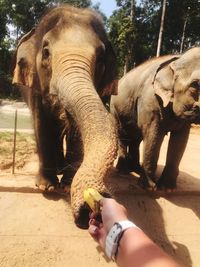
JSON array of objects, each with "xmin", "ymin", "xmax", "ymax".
[
  {"xmin": 106, "ymin": 221, "xmax": 139, "ymax": 260},
  {"xmin": 113, "ymin": 223, "xmax": 123, "ymax": 242},
  {"xmin": 105, "ymin": 223, "xmax": 123, "ymax": 260},
  {"xmin": 114, "ymin": 222, "xmax": 123, "ymax": 231}
]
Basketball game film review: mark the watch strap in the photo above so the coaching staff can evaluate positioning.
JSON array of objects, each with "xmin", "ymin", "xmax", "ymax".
[{"xmin": 105, "ymin": 220, "xmax": 139, "ymax": 260}]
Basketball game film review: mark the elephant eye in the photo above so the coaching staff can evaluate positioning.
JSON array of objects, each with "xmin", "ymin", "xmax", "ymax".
[
  {"xmin": 18, "ymin": 57, "xmax": 27, "ymax": 68},
  {"xmin": 96, "ymin": 45, "xmax": 105, "ymax": 63},
  {"xmin": 191, "ymin": 81, "xmax": 200, "ymax": 90},
  {"xmin": 42, "ymin": 46, "xmax": 50, "ymax": 59}
]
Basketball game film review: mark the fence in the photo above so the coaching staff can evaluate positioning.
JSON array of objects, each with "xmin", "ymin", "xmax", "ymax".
[{"xmin": 0, "ymin": 102, "xmax": 33, "ymax": 174}]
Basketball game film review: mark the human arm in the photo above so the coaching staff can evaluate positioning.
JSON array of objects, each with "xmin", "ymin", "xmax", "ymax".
[{"xmin": 88, "ymin": 198, "xmax": 181, "ymax": 267}]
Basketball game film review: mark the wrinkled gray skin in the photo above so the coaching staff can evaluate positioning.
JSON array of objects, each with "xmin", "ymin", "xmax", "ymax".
[
  {"xmin": 111, "ymin": 47, "xmax": 200, "ymax": 191},
  {"xmin": 13, "ymin": 5, "xmax": 118, "ymax": 228}
]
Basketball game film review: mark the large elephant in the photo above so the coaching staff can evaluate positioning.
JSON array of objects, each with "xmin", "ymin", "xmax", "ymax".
[
  {"xmin": 111, "ymin": 47, "xmax": 200, "ymax": 191},
  {"xmin": 13, "ymin": 5, "xmax": 118, "ymax": 228}
]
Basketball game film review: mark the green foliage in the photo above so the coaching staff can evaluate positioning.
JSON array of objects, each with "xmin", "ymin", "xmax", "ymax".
[
  {"xmin": 164, "ymin": 0, "xmax": 200, "ymax": 53},
  {"xmin": 108, "ymin": 0, "xmax": 200, "ymax": 75},
  {"xmin": 0, "ymin": 44, "xmax": 13, "ymax": 97},
  {"xmin": 0, "ymin": 0, "xmax": 199, "ymax": 96},
  {"xmin": 108, "ymin": 0, "xmax": 137, "ymax": 75},
  {"xmin": 2, "ymin": 0, "xmax": 53, "ymax": 36},
  {"xmin": 0, "ymin": 2, "xmax": 8, "ymax": 45},
  {"xmin": 0, "ymin": 0, "xmax": 96, "ymax": 98},
  {"xmin": 58, "ymin": 0, "xmax": 91, "ymax": 8}
]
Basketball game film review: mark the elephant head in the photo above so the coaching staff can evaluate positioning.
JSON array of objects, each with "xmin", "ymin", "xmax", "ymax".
[
  {"xmin": 12, "ymin": 5, "xmax": 118, "ymax": 227},
  {"xmin": 154, "ymin": 47, "xmax": 200, "ymax": 123}
]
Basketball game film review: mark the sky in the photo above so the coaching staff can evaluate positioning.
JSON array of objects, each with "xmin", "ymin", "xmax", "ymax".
[
  {"xmin": 92, "ymin": 0, "xmax": 141, "ymax": 18},
  {"xmin": 92, "ymin": 0, "xmax": 118, "ymax": 17}
]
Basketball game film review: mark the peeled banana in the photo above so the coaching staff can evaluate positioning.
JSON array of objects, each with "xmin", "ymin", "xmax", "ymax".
[{"xmin": 83, "ymin": 188, "xmax": 103, "ymax": 213}]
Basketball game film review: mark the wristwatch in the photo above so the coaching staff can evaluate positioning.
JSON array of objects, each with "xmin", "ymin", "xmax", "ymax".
[{"xmin": 105, "ymin": 220, "xmax": 140, "ymax": 260}]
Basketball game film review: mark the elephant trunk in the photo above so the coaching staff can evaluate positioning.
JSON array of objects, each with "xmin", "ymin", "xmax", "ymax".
[{"xmin": 51, "ymin": 52, "xmax": 117, "ymax": 226}]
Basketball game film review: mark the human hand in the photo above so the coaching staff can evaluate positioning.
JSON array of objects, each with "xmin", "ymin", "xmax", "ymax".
[
  {"xmin": 88, "ymin": 198, "xmax": 128, "ymax": 250},
  {"xmin": 89, "ymin": 199, "xmax": 181, "ymax": 267}
]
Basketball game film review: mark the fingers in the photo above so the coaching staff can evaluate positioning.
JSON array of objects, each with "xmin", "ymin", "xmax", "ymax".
[
  {"xmin": 88, "ymin": 219, "xmax": 101, "ymax": 243},
  {"xmin": 89, "ymin": 218, "xmax": 102, "ymax": 229},
  {"xmin": 88, "ymin": 224, "xmax": 106, "ymax": 249},
  {"xmin": 88, "ymin": 218, "xmax": 106, "ymax": 248},
  {"xmin": 88, "ymin": 224, "xmax": 99, "ymax": 237}
]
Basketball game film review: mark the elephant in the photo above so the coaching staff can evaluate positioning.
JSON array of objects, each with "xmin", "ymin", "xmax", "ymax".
[
  {"xmin": 12, "ymin": 5, "xmax": 118, "ymax": 228},
  {"xmin": 111, "ymin": 47, "xmax": 200, "ymax": 191}
]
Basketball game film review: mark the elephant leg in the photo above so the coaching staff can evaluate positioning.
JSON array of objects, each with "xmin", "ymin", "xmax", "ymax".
[
  {"xmin": 33, "ymin": 98, "xmax": 60, "ymax": 190},
  {"xmin": 157, "ymin": 125, "xmax": 190, "ymax": 190},
  {"xmin": 117, "ymin": 137, "xmax": 142, "ymax": 174},
  {"xmin": 116, "ymin": 124, "xmax": 142, "ymax": 174},
  {"xmin": 127, "ymin": 135, "xmax": 143, "ymax": 174},
  {"xmin": 116, "ymin": 137, "xmax": 129, "ymax": 173},
  {"xmin": 61, "ymin": 127, "xmax": 83, "ymax": 187},
  {"xmin": 55, "ymin": 132, "xmax": 65, "ymax": 175},
  {"xmin": 139, "ymin": 121, "xmax": 165, "ymax": 190}
]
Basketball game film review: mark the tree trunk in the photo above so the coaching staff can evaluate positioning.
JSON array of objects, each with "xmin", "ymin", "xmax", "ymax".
[
  {"xmin": 180, "ymin": 7, "xmax": 190, "ymax": 53},
  {"xmin": 156, "ymin": 0, "xmax": 167, "ymax": 57},
  {"xmin": 130, "ymin": 0, "xmax": 135, "ymax": 23},
  {"xmin": 123, "ymin": 55, "xmax": 129, "ymax": 75}
]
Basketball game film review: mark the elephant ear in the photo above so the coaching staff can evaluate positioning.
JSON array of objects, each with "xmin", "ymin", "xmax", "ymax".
[
  {"xmin": 98, "ymin": 41, "xmax": 118, "ymax": 99},
  {"xmin": 12, "ymin": 28, "xmax": 36, "ymax": 94},
  {"xmin": 153, "ymin": 56, "xmax": 179, "ymax": 107}
]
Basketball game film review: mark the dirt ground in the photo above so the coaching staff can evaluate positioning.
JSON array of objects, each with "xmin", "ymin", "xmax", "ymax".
[{"xmin": 0, "ymin": 128, "xmax": 200, "ymax": 267}]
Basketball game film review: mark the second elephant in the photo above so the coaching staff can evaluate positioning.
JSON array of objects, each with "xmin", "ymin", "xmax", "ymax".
[{"xmin": 111, "ymin": 47, "xmax": 200, "ymax": 190}]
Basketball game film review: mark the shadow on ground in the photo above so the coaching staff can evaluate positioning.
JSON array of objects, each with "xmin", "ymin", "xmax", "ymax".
[
  {"xmin": 1, "ymin": 164, "xmax": 200, "ymax": 267},
  {"xmin": 106, "ymin": 166, "xmax": 200, "ymax": 267}
]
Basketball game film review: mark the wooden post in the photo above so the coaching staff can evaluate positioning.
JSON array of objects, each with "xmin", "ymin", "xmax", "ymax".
[{"xmin": 12, "ymin": 109, "xmax": 18, "ymax": 174}]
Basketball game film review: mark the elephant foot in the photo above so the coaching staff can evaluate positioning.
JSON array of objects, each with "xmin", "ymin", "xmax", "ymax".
[
  {"xmin": 156, "ymin": 168, "xmax": 178, "ymax": 192},
  {"xmin": 60, "ymin": 176, "xmax": 73, "ymax": 192},
  {"xmin": 116, "ymin": 157, "xmax": 142, "ymax": 175},
  {"xmin": 116, "ymin": 157, "xmax": 130, "ymax": 174},
  {"xmin": 156, "ymin": 176, "xmax": 177, "ymax": 192},
  {"xmin": 60, "ymin": 164, "xmax": 79, "ymax": 190},
  {"xmin": 138, "ymin": 175, "xmax": 157, "ymax": 191},
  {"xmin": 129, "ymin": 163, "xmax": 142, "ymax": 175},
  {"xmin": 36, "ymin": 175, "xmax": 59, "ymax": 191}
]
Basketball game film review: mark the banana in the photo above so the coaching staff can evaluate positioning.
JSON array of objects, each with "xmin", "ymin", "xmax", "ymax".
[{"xmin": 83, "ymin": 188, "xmax": 103, "ymax": 213}]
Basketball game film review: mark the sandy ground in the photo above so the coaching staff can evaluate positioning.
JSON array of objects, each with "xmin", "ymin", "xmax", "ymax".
[{"xmin": 0, "ymin": 127, "xmax": 200, "ymax": 266}]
